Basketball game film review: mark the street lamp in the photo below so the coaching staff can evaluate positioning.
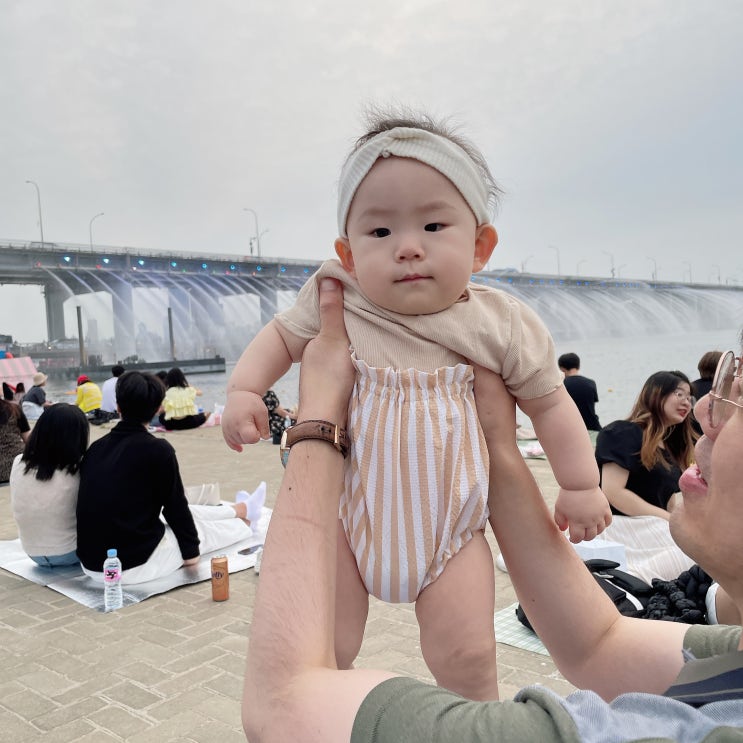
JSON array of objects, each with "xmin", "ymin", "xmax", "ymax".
[
  {"xmin": 646, "ymin": 256, "xmax": 658, "ymax": 281},
  {"xmin": 576, "ymin": 259, "xmax": 587, "ymax": 276},
  {"xmin": 520, "ymin": 254, "xmax": 534, "ymax": 273},
  {"xmin": 602, "ymin": 251, "xmax": 615, "ymax": 278},
  {"xmin": 682, "ymin": 261, "xmax": 693, "ymax": 284},
  {"xmin": 25, "ymin": 180, "xmax": 44, "ymax": 244},
  {"xmin": 244, "ymin": 208, "xmax": 262, "ymax": 257},
  {"xmin": 549, "ymin": 245, "xmax": 561, "ymax": 276},
  {"xmin": 89, "ymin": 212, "xmax": 104, "ymax": 250}
]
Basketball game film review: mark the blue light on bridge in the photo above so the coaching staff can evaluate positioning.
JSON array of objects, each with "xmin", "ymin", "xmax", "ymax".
[
  {"xmin": 202, "ymin": 263, "xmax": 208, "ymax": 270},
  {"xmin": 280, "ymin": 265, "xmax": 286, "ymax": 273},
  {"xmin": 102, "ymin": 257, "xmax": 110, "ymax": 265},
  {"xmin": 171, "ymin": 261, "xmax": 178, "ymax": 268},
  {"xmin": 137, "ymin": 259, "xmax": 145, "ymax": 266},
  {"xmin": 63, "ymin": 256, "xmax": 71, "ymax": 263}
]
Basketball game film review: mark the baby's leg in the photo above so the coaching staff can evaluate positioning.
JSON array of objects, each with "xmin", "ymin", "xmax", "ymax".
[
  {"xmin": 415, "ymin": 530, "xmax": 498, "ymax": 700},
  {"xmin": 334, "ymin": 520, "xmax": 369, "ymax": 669}
]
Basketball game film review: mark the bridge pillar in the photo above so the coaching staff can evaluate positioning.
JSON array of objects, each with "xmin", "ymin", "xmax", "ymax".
[
  {"xmin": 43, "ymin": 282, "xmax": 68, "ymax": 341},
  {"xmin": 167, "ymin": 287, "xmax": 192, "ymax": 359},
  {"xmin": 108, "ymin": 278, "xmax": 136, "ymax": 360},
  {"xmin": 190, "ymin": 289, "xmax": 225, "ymax": 357}
]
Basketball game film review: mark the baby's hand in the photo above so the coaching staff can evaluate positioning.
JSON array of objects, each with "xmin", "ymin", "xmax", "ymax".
[
  {"xmin": 554, "ymin": 487, "xmax": 612, "ymax": 544},
  {"xmin": 222, "ymin": 391, "xmax": 270, "ymax": 453}
]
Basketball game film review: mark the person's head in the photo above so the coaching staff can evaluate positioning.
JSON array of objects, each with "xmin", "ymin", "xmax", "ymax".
[
  {"xmin": 111, "ymin": 365, "xmax": 125, "ymax": 378},
  {"xmin": 333, "ymin": 109, "xmax": 500, "ymax": 316},
  {"xmin": 558, "ymin": 352, "xmax": 580, "ymax": 373},
  {"xmin": 156, "ymin": 370, "xmax": 167, "ymax": 382},
  {"xmin": 629, "ymin": 370, "xmax": 694, "ymax": 429},
  {"xmin": 15, "ymin": 382, "xmax": 25, "ymax": 394},
  {"xmin": 164, "ymin": 367, "xmax": 188, "ymax": 389},
  {"xmin": 32, "ymin": 372, "xmax": 47, "ymax": 388},
  {"xmin": 629, "ymin": 370, "xmax": 696, "ymax": 470},
  {"xmin": 672, "ymin": 334, "xmax": 743, "ymax": 593},
  {"xmin": 2, "ymin": 382, "xmax": 13, "ymax": 400},
  {"xmin": 77, "ymin": 375, "xmax": 91, "ymax": 387},
  {"xmin": 697, "ymin": 350, "xmax": 722, "ymax": 381},
  {"xmin": 116, "ymin": 371, "xmax": 165, "ymax": 423},
  {"xmin": 21, "ymin": 403, "xmax": 89, "ymax": 481}
]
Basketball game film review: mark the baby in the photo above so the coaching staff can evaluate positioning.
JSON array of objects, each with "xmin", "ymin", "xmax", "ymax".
[{"xmin": 223, "ymin": 111, "xmax": 611, "ymax": 700}]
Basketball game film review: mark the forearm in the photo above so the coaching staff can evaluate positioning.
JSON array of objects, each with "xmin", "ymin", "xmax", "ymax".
[
  {"xmin": 246, "ymin": 440, "xmax": 343, "ymax": 687},
  {"xmin": 227, "ymin": 321, "xmax": 299, "ymax": 397},
  {"xmin": 606, "ymin": 487, "xmax": 669, "ymax": 519},
  {"xmin": 488, "ymin": 452, "xmax": 685, "ymax": 697},
  {"xmin": 521, "ymin": 388, "xmax": 599, "ymax": 490}
]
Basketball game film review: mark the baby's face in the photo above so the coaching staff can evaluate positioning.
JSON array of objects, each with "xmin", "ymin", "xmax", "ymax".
[{"xmin": 335, "ymin": 157, "xmax": 496, "ymax": 316}]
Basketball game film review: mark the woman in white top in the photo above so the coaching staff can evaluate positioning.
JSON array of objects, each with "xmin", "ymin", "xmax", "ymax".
[{"xmin": 10, "ymin": 403, "xmax": 89, "ymax": 567}]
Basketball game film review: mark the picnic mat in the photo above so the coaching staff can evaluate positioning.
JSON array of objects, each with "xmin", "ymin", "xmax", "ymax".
[
  {"xmin": 494, "ymin": 603, "xmax": 549, "ymax": 656},
  {"xmin": 0, "ymin": 506, "xmax": 271, "ymax": 612}
]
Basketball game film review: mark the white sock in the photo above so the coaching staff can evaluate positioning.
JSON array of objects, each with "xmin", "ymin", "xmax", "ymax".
[{"xmin": 237, "ymin": 481, "xmax": 266, "ymax": 524}]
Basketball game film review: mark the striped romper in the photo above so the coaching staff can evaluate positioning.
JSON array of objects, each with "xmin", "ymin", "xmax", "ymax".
[
  {"xmin": 276, "ymin": 260, "xmax": 563, "ymax": 605},
  {"xmin": 342, "ymin": 356, "xmax": 489, "ymax": 603}
]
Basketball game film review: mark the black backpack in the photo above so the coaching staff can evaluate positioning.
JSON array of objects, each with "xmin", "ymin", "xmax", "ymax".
[{"xmin": 515, "ymin": 559, "xmax": 712, "ymax": 632}]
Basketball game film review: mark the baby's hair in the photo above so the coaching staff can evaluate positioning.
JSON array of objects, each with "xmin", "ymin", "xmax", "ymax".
[{"xmin": 348, "ymin": 105, "xmax": 503, "ymax": 217}]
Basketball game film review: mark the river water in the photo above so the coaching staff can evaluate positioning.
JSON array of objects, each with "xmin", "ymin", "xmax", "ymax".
[{"xmin": 45, "ymin": 326, "xmax": 741, "ymax": 430}]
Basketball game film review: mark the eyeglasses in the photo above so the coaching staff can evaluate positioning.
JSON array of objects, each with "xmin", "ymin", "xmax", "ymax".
[
  {"xmin": 671, "ymin": 389, "xmax": 693, "ymax": 404},
  {"xmin": 709, "ymin": 350, "xmax": 743, "ymax": 427}
]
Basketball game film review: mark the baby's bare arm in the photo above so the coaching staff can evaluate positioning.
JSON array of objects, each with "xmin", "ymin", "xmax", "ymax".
[
  {"xmin": 222, "ymin": 321, "xmax": 307, "ymax": 452},
  {"xmin": 519, "ymin": 387, "xmax": 610, "ymax": 542}
]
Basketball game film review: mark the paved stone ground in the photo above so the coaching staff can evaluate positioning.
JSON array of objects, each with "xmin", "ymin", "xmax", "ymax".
[{"xmin": 0, "ymin": 425, "xmax": 574, "ymax": 741}]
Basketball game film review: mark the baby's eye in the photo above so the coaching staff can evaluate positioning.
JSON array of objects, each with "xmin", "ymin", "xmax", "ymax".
[
  {"xmin": 372, "ymin": 228, "xmax": 391, "ymax": 238},
  {"xmin": 424, "ymin": 223, "xmax": 444, "ymax": 232}
]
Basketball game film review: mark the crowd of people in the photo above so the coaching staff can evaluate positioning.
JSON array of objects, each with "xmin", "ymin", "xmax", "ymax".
[{"xmin": 5, "ymin": 366, "xmax": 263, "ymax": 583}]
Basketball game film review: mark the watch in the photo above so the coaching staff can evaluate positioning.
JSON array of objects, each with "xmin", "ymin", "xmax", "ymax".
[{"xmin": 280, "ymin": 419, "xmax": 349, "ymax": 467}]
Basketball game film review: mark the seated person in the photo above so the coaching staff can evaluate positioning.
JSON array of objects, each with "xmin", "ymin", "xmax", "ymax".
[
  {"xmin": 595, "ymin": 370, "xmax": 698, "ymax": 582},
  {"xmin": 13, "ymin": 382, "xmax": 26, "ymax": 405},
  {"xmin": 0, "ymin": 398, "xmax": 30, "ymax": 483},
  {"xmin": 75, "ymin": 375, "xmax": 103, "ymax": 416},
  {"xmin": 100, "ymin": 365, "xmax": 125, "ymax": 415},
  {"xmin": 242, "ymin": 278, "xmax": 743, "ymax": 742},
  {"xmin": 158, "ymin": 367, "xmax": 210, "ymax": 431},
  {"xmin": 22, "ymin": 372, "xmax": 53, "ymax": 420},
  {"xmin": 76, "ymin": 371, "xmax": 259, "ymax": 584},
  {"xmin": 10, "ymin": 404, "xmax": 88, "ymax": 566}
]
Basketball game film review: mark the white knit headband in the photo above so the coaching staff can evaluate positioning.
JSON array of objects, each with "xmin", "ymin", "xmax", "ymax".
[{"xmin": 337, "ymin": 126, "xmax": 491, "ymax": 237}]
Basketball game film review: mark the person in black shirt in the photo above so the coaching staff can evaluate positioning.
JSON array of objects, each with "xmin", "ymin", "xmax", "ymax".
[
  {"xmin": 76, "ymin": 371, "xmax": 254, "ymax": 584},
  {"xmin": 558, "ymin": 352, "xmax": 602, "ymax": 431}
]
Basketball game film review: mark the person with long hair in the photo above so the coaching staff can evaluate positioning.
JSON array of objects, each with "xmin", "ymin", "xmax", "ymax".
[
  {"xmin": 595, "ymin": 370, "xmax": 698, "ymax": 581},
  {"xmin": 0, "ymin": 397, "xmax": 31, "ymax": 482},
  {"xmin": 9, "ymin": 404, "xmax": 89, "ymax": 566},
  {"xmin": 158, "ymin": 367, "xmax": 210, "ymax": 431}
]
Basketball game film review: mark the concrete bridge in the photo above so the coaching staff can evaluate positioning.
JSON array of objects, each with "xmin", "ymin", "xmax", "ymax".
[{"xmin": 1, "ymin": 239, "xmax": 740, "ymax": 360}]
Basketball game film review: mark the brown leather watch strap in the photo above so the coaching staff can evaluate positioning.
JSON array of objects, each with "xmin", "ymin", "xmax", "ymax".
[{"xmin": 280, "ymin": 420, "xmax": 349, "ymax": 466}]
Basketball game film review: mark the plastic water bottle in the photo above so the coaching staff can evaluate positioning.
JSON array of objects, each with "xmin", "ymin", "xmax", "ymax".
[{"xmin": 103, "ymin": 548, "xmax": 123, "ymax": 611}]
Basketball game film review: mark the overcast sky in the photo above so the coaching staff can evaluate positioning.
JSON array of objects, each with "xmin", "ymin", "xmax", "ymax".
[{"xmin": 2, "ymin": 0, "xmax": 742, "ymax": 342}]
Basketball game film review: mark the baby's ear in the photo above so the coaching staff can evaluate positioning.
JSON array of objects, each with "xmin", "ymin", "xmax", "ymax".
[
  {"xmin": 472, "ymin": 224, "xmax": 498, "ymax": 272},
  {"xmin": 335, "ymin": 238, "xmax": 356, "ymax": 277}
]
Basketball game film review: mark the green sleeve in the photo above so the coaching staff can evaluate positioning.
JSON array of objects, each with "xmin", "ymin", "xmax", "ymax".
[
  {"xmin": 685, "ymin": 623, "xmax": 742, "ymax": 657},
  {"xmin": 352, "ymin": 678, "xmax": 580, "ymax": 743}
]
